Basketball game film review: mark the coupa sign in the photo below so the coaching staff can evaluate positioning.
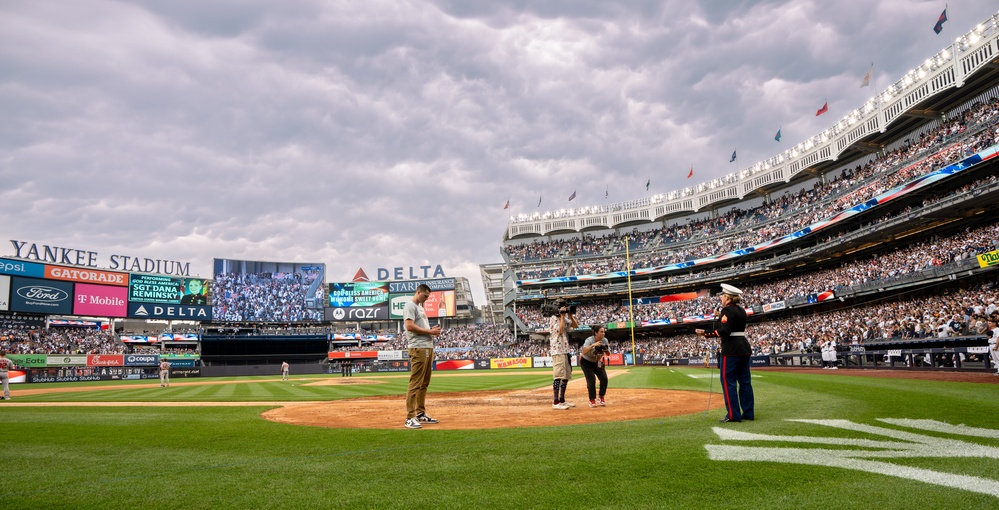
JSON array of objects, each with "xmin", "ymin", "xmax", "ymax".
[{"xmin": 124, "ymin": 355, "xmax": 159, "ymax": 366}]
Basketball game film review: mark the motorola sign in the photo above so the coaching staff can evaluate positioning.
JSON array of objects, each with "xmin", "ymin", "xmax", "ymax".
[
  {"xmin": 128, "ymin": 302, "xmax": 213, "ymax": 320},
  {"xmin": 325, "ymin": 306, "xmax": 389, "ymax": 322}
]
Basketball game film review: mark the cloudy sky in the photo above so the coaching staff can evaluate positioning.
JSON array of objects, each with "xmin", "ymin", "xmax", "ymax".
[{"xmin": 2, "ymin": 1, "xmax": 996, "ymax": 305}]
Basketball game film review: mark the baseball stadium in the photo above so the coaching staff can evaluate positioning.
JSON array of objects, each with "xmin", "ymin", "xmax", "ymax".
[{"xmin": 4, "ymin": 9, "xmax": 999, "ymax": 510}]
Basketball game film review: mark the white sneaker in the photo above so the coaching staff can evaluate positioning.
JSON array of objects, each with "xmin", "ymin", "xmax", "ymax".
[
  {"xmin": 405, "ymin": 418, "xmax": 422, "ymax": 429},
  {"xmin": 561, "ymin": 402, "xmax": 576, "ymax": 408},
  {"xmin": 552, "ymin": 403, "xmax": 570, "ymax": 410}
]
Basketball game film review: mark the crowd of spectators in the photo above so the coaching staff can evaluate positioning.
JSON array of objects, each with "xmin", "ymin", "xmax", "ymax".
[
  {"xmin": 506, "ymin": 97, "xmax": 999, "ymax": 280},
  {"xmin": 0, "ymin": 328, "xmax": 124, "ymax": 355},
  {"xmin": 324, "ymin": 280, "xmax": 999, "ymax": 363},
  {"xmin": 511, "ymin": 216, "xmax": 999, "ymax": 331},
  {"xmin": 212, "ymin": 270, "xmax": 324, "ymax": 322}
]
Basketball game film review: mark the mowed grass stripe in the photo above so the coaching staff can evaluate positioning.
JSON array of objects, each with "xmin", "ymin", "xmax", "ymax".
[{"xmin": 1, "ymin": 368, "xmax": 997, "ymax": 508}]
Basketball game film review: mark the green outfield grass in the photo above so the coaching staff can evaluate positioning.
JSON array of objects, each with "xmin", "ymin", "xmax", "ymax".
[{"xmin": 1, "ymin": 367, "xmax": 997, "ymax": 509}]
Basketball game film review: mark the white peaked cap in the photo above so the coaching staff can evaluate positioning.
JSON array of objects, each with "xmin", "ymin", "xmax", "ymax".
[{"xmin": 720, "ymin": 283, "xmax": 743, "ymax": 296}]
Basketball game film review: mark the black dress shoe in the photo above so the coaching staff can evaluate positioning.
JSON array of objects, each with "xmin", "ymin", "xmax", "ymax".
[{"xmin": 718, "ymin": 417, "xmax": 741, "ymax": 423}]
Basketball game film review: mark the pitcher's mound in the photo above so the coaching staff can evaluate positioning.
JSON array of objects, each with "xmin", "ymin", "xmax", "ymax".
[{"xmin": 262, "ymin": 388, "xmax": 721, "ymax": 429}]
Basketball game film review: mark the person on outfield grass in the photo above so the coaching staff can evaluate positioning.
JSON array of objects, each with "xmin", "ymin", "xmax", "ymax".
[
  {"xmin": 579, "ymin": 325, "xmax": 609, "ymax": 408},
  {"xmin": 0, "ymin": 350, "xmax": 16, "ymax": 400},
  {"xmin": 696, "ymin": 283, "xmax": 754, "ymax": 423},
  {"xmin": 549, "ymin": 301, "xmax": 578, "ymax": 410},
  {"xmin": 988, "ymin": 317, "xmax": 999, "ymax": 376},
  {"xmin": 404, "ymin": 284, "xmax": 442, "ymax": 429},
  {"xmin": 159, "ymin": 359, "xmax": 171, "ymax": 387},
  {"xmin": 281, "ymin": 361, "xmax": 290, "ymax": 381}
]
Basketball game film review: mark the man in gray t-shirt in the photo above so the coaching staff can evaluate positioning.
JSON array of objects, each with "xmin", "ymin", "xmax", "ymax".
[{"xmin": 404, "ymin": 284, "xmax": 442, "ymax": 429}]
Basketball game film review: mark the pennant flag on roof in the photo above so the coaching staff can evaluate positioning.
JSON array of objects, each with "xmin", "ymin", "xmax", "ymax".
[
  {"xmin": 503, "ymin": 199, "xmax": 510, "ymax": 210},
  {"xmin": 605, "ymin": 186, "xmax": 608, "ymax": 199},
  {"xmin": 687, "ymin": 166, "xmax": 693, "ymax": 179},
  {"xmin": 537, "ymin": 194, "xmax": 542, "ymax": 208},
  {"xmin": 860, "ymin": 63, "xmax": 874, "ymax": 88},
  {"xmin": 729, "ymin": 150, "xmax": 737, "ymax": 162},
  {"xmin": 568, "ymin": 190, "xmax": 576, "ymax": 202},
  {"xmin": 775, "ymin": 128, "xmax": 782, "ymax": 142},
  {"xmin": 645, "ymin": 178, "xmax": 650, "ymax": 190},
  {"xmin": 815, "ymin": 101, "xmax": 829, "ymax": 116},
  {"xmin": 933, "ymin": 7, "xmax": 948, "ymax": 34},
  {"xmin": 352, "ymin": 268, "xmax": 370, "ymax": 282}
]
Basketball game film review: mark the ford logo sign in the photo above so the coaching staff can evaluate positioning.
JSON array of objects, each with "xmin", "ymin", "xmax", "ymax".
[{"xmin": 17, "ymin": 285, "xmax": 69, "ymax": 302}]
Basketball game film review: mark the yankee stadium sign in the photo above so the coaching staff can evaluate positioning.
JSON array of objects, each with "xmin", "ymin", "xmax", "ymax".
[{"xmin": 9, "ymin": 240, "xmax": 192, "ymax": 276}]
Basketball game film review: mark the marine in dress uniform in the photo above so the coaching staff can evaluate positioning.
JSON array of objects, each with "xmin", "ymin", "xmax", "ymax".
[{"xmin": 696, "ymin": 284, "xmax": 754, "ymax": 423}]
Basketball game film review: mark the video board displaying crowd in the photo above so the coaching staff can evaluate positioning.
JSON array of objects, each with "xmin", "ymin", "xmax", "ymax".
[{"xmin": 212, "ymin": 259, "xmax": 326, "ymax": 322}]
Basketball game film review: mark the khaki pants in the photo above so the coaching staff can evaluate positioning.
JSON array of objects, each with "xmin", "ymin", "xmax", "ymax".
[
  {"xmin": 1, "ymin": 372, "xmax": 9, "ymax": 399},
  {"xmin": 160, "ymin": 370, "xmax": 170, "ymax": 386},
  {"xmin": 406, "ymin": 348, "xmax": 434, "ymax": 419}
]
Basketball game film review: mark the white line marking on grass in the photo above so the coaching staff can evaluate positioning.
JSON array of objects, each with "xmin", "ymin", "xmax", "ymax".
[
  {"xmin": 706, "ymin": 419, "xmax": 999, "ymax": 498},
  {"xmin": 878, "ymin": 419, "xmax": 999, "ymax": 439}
]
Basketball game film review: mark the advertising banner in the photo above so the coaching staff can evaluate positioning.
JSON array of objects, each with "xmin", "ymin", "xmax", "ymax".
[
  {"xmin": 27, "ymin": 366, "xmax": 102, "ymax": 383},
  {"xmin": 167, "ymin": 360, "xmax": 198, "ymax": 368},
  {"xmin": 74, "ymin": 283, "xmax": 129, "ymax": 318},
  {"xmin": 473, "ymin": 359, "xmax": 492, "ymax": 369},
  {"xmin": 750, "ymin": 356, "xmax": 771, "ymax": 367},
  {"xmin": 388, "ymin": 290, "xmax": 455, "ymax": 319},
  {"xmin": 47, "ymin": 355, "xmax": 90, "ymax": 366},
  {"xmin": 763, "ymin": 301, "xmax": 786, "ymax": 313},
  {"xmin": 124, "ymin": 354, "xmax": 160, "ymax": 366},
  {"xmin": 45, "ymin": 265, "xmax": 128, "ymax": 286},
  {"xmin": 0, "ymin": 275, "xmax": 8, "ymax": 311},
  {"xmin": 605, "ymin": 353, "xmax": 624, "ymax": 366},
  {"xmin": 0, "ymin": 258, "xmax": 46, "ymax": 278},
  {"xmin": 978, "ymin": 250, "xmax": 999, "ymax": 268},
  {"xmin": 0, "ymin": 312, "xmax": 46, "ymax": 329},
  {"xmin": 128, "ymin": 302, "xmax": 212, "ymax": 320},
  {"xmin": 328, "ymin": 351, "xmax": 379, "ymax": 359},
  {"xmin": 6, "ymin": 354, "xmax": 48, "ymax": 367},
  {"xmin": 377, "ymin": 350, "xmax": 407, "ymax": 361},
  {"xmin": 87, "ymin": 354, "xmax": 124, "ymax": 367},
  {"xmin": 532, "ymin": 356, "xmax": 553, "ymax": 368},
  {"xmin": 10, "ymin": 276, "xmax": 74, "ymax": 315},
  {"xmin": 388, "ymin": 278, "xmax": 455, "ymax": 293},
  {"xmin": 490, "ymin": 357, "xmax": 532, "ymax": 369},
  {"xmin": 326, "ymin": 305, "xmax": 389, "ymax": 322},
  {"xmin": 605, "ymin": 321, "xmax": 635, "ymax": 330},
  {"xmin": 435, "ymin": 359, "xmax": 475, "ymax": 370}
]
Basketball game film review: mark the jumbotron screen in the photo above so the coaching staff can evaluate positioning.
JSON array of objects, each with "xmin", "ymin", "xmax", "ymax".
[
  {"xmin": 212, "ymin": 259, "xmax": 325, "ymax": 322},
  {"xmin": 129, "ymin": 274, "xmax": 211, "ymax": 305}
]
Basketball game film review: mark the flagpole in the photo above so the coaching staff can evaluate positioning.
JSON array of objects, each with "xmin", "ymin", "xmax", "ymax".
[{"xmin": 625, "ymin": 235, "xmax": 636, "ymax": 366}]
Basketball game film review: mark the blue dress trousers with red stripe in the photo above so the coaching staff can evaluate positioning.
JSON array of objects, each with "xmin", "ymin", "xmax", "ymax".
[{"xmin": 708, "ymin": 304, "xmax": 754, "ymax": 421}]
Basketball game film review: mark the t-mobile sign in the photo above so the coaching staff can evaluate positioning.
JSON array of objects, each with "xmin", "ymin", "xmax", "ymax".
[{"xmin": 74, "ymin": 283, "xmax": 128, "ymax": 317}]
